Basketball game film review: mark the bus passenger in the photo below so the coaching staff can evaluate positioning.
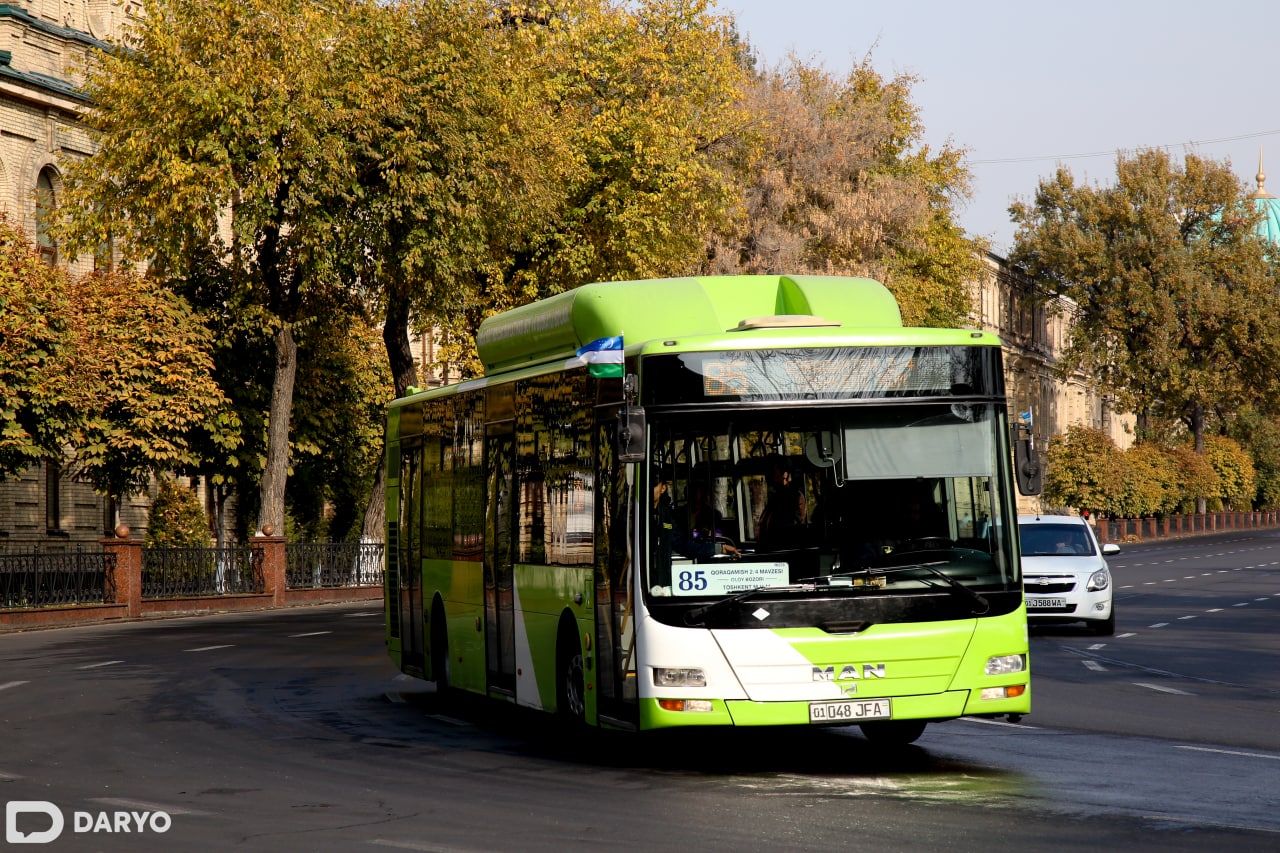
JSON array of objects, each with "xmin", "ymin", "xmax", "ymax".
[
  {"xmin": 676, "ymin": 482, "xmax": 740, "ymax": 559},
  {"xmin": 757, "ymin": 455, "xmax": 806, "ymax": 550},
  {"xmin": 651, "ymin": 479, "xmax": 674, "ymax": 592}
]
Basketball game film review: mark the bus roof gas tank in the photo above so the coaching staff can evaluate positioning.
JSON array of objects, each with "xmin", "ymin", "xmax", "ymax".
[{"xmin": 474, "ymin": 275, "xmax": 902, "ymax": 374}]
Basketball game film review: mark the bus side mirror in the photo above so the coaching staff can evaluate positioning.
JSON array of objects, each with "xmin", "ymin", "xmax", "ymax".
[
  {"xmin": 1014, "ymin": 437, "xmax": 1042, "ymax": 496},
  {"xmin": 617, "ymin": 406, "xmax": 646, "ymax": 463}
]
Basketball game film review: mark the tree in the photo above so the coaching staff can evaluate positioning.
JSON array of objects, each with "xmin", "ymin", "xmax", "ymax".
[
  {"xmin": 1009, "ymin": 150, "xmax": 1280, "ymax": 512},
  {"xmin": 60, "ymin": 0, "xmax": 355, "ymax": 536},
  {"xmin": 0, "ymin": 216, "xmax": 234, "ymax": 500},
  {"xmin": 1202, "ymin": 435, "xmax": 1256, "ymax": 511},
  {"xmin": 0, "ymin": 219, "xmax": 77, "ymax": 477},
  {"xmin": 145, "ymin": 479, "xmax": 213, "ymax": 549},
  {"xmin": 1043, "ymin": 425, "xmax": 1124, "ymax": 515},
  {"xmin": 333, "ymin": 0, "xmax": 752, "ymax": 536},
  {"xmin": 1228, "ymin": 407, "xmax": 1280, "ymax": 509},
  {"xmin": 288, "ymin": 317, "xmax": 392, "ymax": 541},
  {"xmin": 68, "ymin": 267, "xmax": 239, "ymax": 502},
  {"xmin": 703, "ymin": 55, "xmax": 982, "ymax": 328},
  {"xmin": 1115, "ymin": 443, "xmax": 1179, "ymax": 518}
]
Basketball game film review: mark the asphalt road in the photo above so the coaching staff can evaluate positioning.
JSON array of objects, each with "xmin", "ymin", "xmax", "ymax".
[{"xmin": 1, "ymin": 532, "xmax": 1278, "ymax": 852}]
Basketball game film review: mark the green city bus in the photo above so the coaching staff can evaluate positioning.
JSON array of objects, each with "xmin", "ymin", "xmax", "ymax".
[{"xmin": 384, "ymin": 275, "xmax": 1038, "ymax": 743}]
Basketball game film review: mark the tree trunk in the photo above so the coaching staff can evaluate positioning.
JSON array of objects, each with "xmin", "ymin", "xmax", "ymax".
[
  {"xmin": 359, "ymin": 286, "xmax": 419, "ymax": 543},
  {"xmin": 1192, "ymin": 402, "xmax": 1207, "ymax": 515},
  {"xmin": 257, "ymin": 322, "xmax": 298, "ymax": 536}
]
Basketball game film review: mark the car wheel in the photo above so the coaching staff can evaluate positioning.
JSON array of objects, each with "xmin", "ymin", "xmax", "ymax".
[
  {"xmin": 859, "ymin": 720, "xmax": 927, "ymax": 745},
  {"xmin": 1090, "ymin": 609, "xmax": 1116, "ymax": 636}
]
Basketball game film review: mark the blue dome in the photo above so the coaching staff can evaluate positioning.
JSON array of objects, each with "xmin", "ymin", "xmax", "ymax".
[{"xmin": 1251, "ymin": 155, "xmax": 1280, "ymax": 245}]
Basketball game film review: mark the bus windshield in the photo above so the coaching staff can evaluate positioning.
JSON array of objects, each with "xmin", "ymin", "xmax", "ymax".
[{"xmin": 646, "ymin": 403, "xmax": 1018, "ymax": 622}]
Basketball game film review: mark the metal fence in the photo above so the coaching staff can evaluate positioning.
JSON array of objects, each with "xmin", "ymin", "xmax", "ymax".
[
  {"xmin": 286, "ymin": 541, "xmax": 384, "ymax": 589},
  {"xmin": 142, "ymin": 546, "xmax": 264, "ymax": 598},
  {"xmin": 0, "ymin": 547, "xmax": 117, "ymax": 608}
]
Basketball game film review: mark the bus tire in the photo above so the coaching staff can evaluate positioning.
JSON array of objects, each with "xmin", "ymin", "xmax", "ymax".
[
  {"xmin": 557, "ymin": 620, "xmax": 586, "ymax": 724},
  {"xmin": 859, "ymin": 720, "xmax": 927, "ymax": 745},
  {"xmin": 430, "ymin": 599, "xmax": 451, "ymax": 700}
]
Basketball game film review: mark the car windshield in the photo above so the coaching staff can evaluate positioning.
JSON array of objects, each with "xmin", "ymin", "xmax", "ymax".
[
  {"xmin": 646, "ymin": 404, "xmax": 1019, "ymax": 605},
  {"xmin": 1019, "ymin": 523, "xmax": 1096, "ymax": 557}
]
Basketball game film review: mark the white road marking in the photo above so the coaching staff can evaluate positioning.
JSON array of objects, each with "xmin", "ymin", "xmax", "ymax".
[
  {"xmin": 1118, "ymin": 632, "xmax": 1137, "ymax": 638},
  {"xmin": 1149, "ymin": 622, "xmax": 1169, "ymax": 628},
  {"xmin": 288, "ymin": 631, "xmax": 332, "ymax": 638},
  {"xmin": 90, "ymin": 797, "xmax": 210, "ymax": 816},
  {"xmin": 1178, "ymin": 615, "xmax": 1197, "ymax": 620},
  {"xmin": 370, "ymin": 840, "xmax": 487, "ymax": 852},
  {"xmin": 1083, "ymin": 660, "xmax": 1106, "ymax": 672},
  {"xmin": 1177, "ymin": 746, "xmax": 1280, "ymax": 761},
  {"xmin": 1207, "ymin": 608, "xmax": 1223, "ymax": 613},
  {"xmin": 184, "ymin": 644, "xmax": 234, "ymax": 652},
  {"xmin": 0, "ymin": 680, "xmax": 29, "ymax": 691},
  {"xmin": 1087, "ymin": 643, "xmax": 1107, "ymax": 650},
  {"xmin": 1134, "ymin": 682, "xmax": 1194, "ymax": 695},
  {"xmin": 344, "ymin": 611, "xmax": 381, "ymax": 618},
  {"xmin": 77, "ymin": 660, "xmax": 124, "ymax": 669}
]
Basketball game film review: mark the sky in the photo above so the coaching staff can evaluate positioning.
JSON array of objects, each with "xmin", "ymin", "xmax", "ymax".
[{"xmin": 719, "ymin": 0, "xmax": 1280, "ymax": 256}]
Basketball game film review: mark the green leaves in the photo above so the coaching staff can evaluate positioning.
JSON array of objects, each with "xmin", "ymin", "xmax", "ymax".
[
  {"xmin": 0, "ymin": 216, "xmax": 237, "ymax": 496},
  {"xmin": 702, "ymin": 55, "xmax": 980, "ymax": 328},
  {"xmin": 1010, "ymin": 150, "xmax": 1280, "ymax": 444}
]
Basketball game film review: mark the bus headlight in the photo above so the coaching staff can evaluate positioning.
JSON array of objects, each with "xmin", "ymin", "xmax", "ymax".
[
  {"xmin": 984, "ymin": 654, "xmax": 1027, "ymax": 676},
  {"xmin": 653, "ymin": 667, "xmax": 706, "ymax": 687}
]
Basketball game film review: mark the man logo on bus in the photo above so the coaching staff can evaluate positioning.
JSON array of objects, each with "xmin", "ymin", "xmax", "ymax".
[{"xmin": 812, "ymin": 663, "xmax": 887, "ymax": 681}]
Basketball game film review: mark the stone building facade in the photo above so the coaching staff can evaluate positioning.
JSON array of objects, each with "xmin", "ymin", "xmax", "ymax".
[{"xmin": 0, "ymin": 2, "xmax": 155, "ymax": 551}]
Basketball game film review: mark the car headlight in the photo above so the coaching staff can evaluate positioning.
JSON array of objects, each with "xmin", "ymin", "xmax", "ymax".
[
  {"xmin": 985, "ymin": 654, "xmax": 1027, "ymax": 676},
  {"xmin": 1087, "ymin": 567, "xmax": 1110, "ymax": 592},
  {"xmin": 652, "ymin": 667, "xmax": 706, "ymax": 687}
]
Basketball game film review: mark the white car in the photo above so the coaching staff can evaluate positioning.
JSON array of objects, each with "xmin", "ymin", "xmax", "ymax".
[{"xmin": 1018, "ymin": 514, "xmax": 1118, "ymax": 635}]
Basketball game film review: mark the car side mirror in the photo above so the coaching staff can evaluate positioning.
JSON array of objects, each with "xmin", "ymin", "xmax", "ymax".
[{"xmin": 1101, "ymin": 543, "xmax": 1120, "ymax": 556}]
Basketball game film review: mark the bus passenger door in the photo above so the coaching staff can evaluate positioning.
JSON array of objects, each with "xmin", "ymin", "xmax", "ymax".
[
  {"xmin": 398, "ymin": 440, "xmax": 425, "ymax": 676},
  {"xmin": 484, "ymin": 425, "xmax": 517, "ymax": 694},
  {"xmin": 593, "ymin": 415, "xmax": 638, "ymax": 726}
]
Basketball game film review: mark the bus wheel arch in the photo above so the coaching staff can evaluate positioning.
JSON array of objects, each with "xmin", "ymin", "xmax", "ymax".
[{"xmin": 556, "ymin": 613, "xmax": 586, "ymax": 723}]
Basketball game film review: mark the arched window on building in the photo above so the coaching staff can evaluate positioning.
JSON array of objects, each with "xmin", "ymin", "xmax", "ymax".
[{"xmin": 35, "ymin": 167, "xmax": 57, "ymax": 266}]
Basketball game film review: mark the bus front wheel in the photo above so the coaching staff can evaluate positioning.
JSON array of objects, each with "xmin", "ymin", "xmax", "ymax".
[
  {"xmin": 557, "ymin": 624, "xmax": 585, "ymax": 723},
  {"xmin": 859, "ymin": 720, "xmax": 926, "ymax": 745}
]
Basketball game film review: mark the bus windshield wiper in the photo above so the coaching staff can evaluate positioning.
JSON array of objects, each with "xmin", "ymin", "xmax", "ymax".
[
  {"xmin": 682, "ymin": 585, "xmax": 807, "ymax": 627},
  {"xmin": 870, "ymin": 561, "xmax": 990, "ymax": 615}
]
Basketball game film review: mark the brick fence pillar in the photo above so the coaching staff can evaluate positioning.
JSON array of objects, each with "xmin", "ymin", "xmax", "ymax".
[
  {"xmin": 255, "ymin": 528, "xmax": 287, "ymax": 606},
  {"xmin": 101, "ymin": 524, "xmax": 142, "ymax": 618}
]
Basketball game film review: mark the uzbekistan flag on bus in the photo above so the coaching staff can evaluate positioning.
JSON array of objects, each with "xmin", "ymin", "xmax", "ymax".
[{"xmin": 571, "ymin": 336, "xmax": 624, "ymax": 378}]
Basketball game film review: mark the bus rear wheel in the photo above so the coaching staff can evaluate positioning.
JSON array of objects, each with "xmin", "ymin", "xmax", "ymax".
[
  {"xmin": 557, "ymin": 626, "xmax": 585, "ymax": 723},
  {"xmin": 859, "ymin": 720, "xmax": 926, "ymax": 745}
]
